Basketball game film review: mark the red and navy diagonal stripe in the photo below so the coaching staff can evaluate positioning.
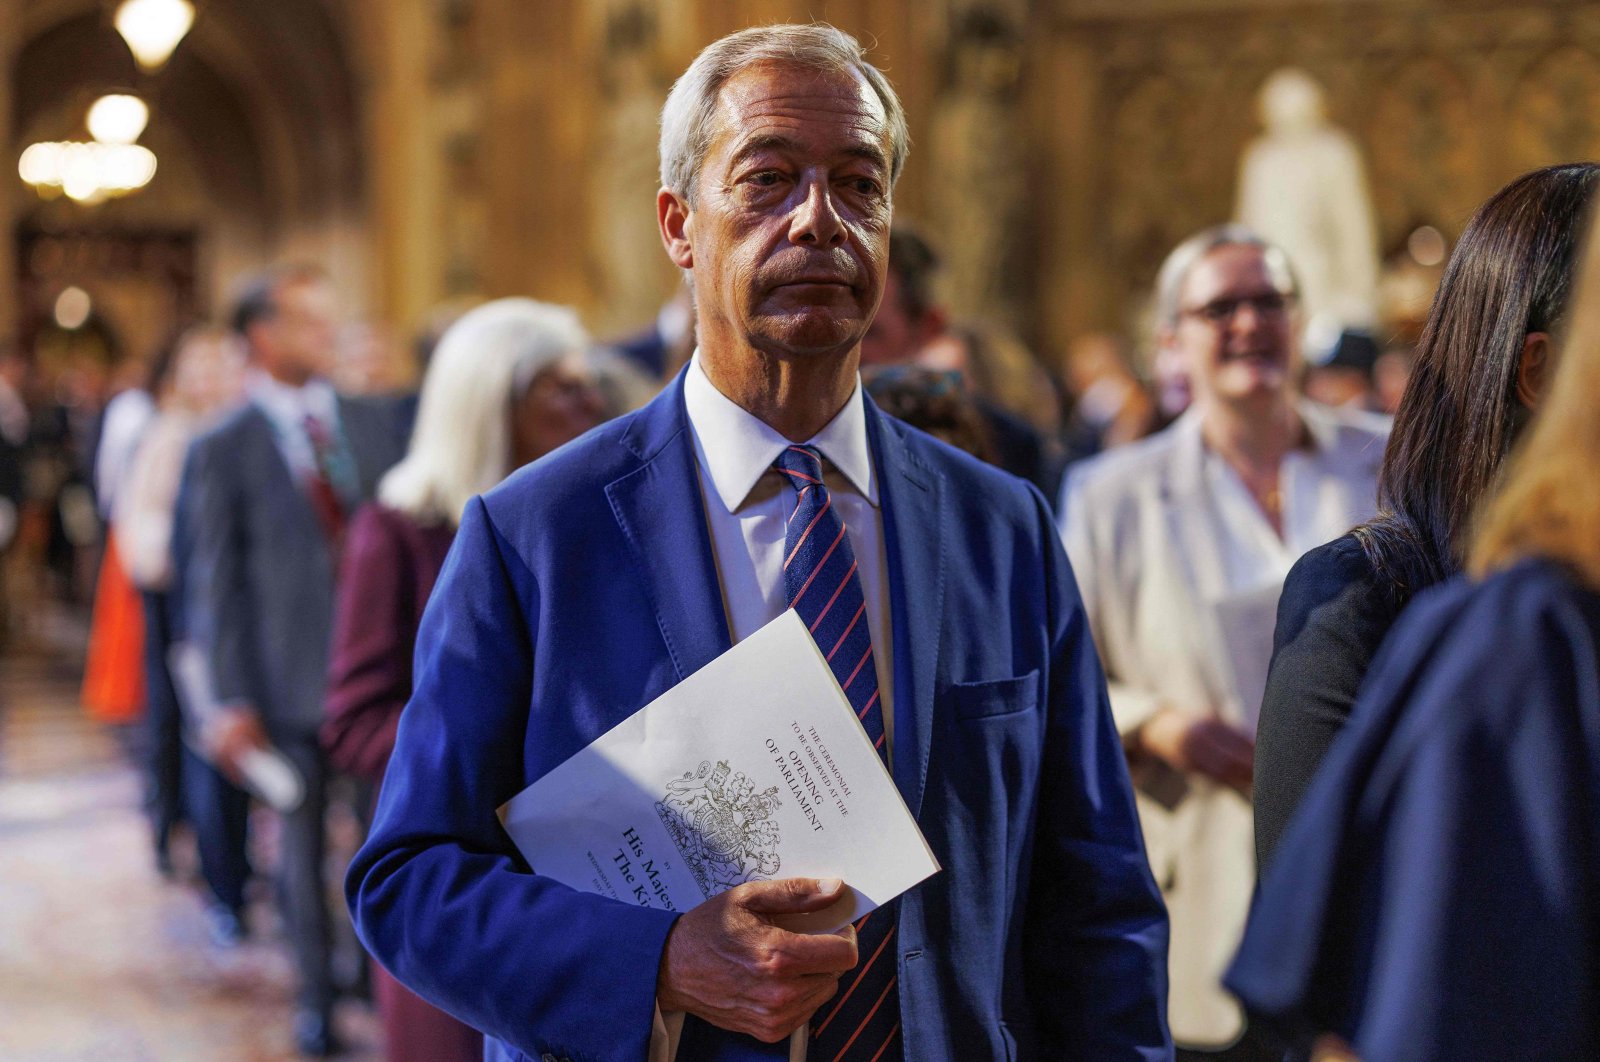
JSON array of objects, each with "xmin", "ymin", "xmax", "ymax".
[{"xmin": 771, "ymin": 444, "xmax": 901, "ymax": 1062}]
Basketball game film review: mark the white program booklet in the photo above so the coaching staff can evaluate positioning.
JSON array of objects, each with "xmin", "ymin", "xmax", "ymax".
[{"xmin": 498, "ymin": 609, "xmax": 940, "ymax": 932}]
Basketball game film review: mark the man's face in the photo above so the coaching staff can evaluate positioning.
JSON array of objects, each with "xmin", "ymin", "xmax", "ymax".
[
  {"xmin": 1161, "ymin": 243, "xmax": 1299, "ymax": 409},
  {"xmin": 256, "ymin": 279, "xmax": 337, "ymax": 380},
  {"xmin": 664, "ymin": 61, "xmax": 893, "ymax": 363},
  {"xmin": 860, "ymin": 271, "xmax": 929, "ymax": 366}
]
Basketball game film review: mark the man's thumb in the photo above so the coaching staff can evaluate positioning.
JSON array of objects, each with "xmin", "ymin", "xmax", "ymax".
[{"xmin": 741, "ymin": 877, "xmax": 846, "ymax": 914}]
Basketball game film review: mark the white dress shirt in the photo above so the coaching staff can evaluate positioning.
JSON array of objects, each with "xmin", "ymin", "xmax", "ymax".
[
  {"xmin": 247, "ymin": 369, "xmax": 342, "ymax": 481},
  {"xmin": 650, "ymin": 354, "xmax": 897, "ymax": 1062},
  {"xmin": 94, "ymin": 387, "xmax": 155, "ymax": 518}
]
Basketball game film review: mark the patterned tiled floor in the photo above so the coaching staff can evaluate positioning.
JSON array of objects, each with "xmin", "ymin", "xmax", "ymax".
[{"xmin": 0, "ymin": 645, "xmax": 381, "ymax": 1061}]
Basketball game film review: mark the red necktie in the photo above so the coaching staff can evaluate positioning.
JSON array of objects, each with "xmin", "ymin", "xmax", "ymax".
[{"xmin": 302, "ymin": 412, "xmax": 346, "ymax": 546}]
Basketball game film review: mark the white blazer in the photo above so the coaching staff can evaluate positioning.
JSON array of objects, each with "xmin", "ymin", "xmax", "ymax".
[{"xmin": 1059, "ymin": 401, "xmax": 1387, "ymax": 1048}]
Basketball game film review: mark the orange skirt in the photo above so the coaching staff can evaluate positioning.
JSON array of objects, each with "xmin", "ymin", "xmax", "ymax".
[{"xmin": 82, "ymin": 532, "xmax": 146, "ymax": 724}]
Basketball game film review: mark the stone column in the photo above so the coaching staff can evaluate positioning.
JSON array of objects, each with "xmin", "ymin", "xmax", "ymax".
[
  {"xmin": 356, "ymin": 0, "xmax": 448, "ymax": 336},
  {"xmin": 1029, "ymin": 28, "xmax": 1103, "ymax": 366},
  {"xmin": 480, "ymin": 0, "xmax": 597, "ymax": 318}
]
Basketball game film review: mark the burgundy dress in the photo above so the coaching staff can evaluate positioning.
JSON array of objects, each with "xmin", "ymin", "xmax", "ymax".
[{"xmin": 323, "ymin": 503, "xmax": 478, "ymax": 1062}]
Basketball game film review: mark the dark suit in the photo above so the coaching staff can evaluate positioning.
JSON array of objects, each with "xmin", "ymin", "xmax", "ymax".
[
  {"xmin": 1229, "ymin": 559, "xmax": 1600, "ymax": 1061},
  {"xmin": 180, "ymin": 391, "xmax": 405, "ymax": 1016},
  {"xmin": 347, "ymin": 371, "xmax": 1170, "ymax": 1061},
  {"xmin": 1253, "ymin": 532, "xmax": 1409, "ymax": 870}
]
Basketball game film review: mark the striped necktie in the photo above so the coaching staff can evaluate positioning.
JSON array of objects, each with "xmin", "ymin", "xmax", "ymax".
[{"xmin": 771, "ymin": 444, "xmax": 902, "ymax": 1062}]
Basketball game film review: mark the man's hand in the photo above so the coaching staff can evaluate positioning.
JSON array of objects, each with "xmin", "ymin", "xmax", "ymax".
[
  {"xmin": 203, "ymin": 705, "xmax": 269, "ymax": 782},
  {"xmin": 657, "ymin": 877, "xmax": 858, "ymax": 1043},
  {"xmin": 1137, "ymin": 708, "xmax": 1254, "ymax": 794}
]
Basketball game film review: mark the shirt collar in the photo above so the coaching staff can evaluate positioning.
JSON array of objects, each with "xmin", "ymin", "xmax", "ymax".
[
  {"xmin": 684, "ymin": 351, "xmax": 877, "ymax": 513},
  {"xmin": 1178, "ymin": 398, "xmax": 1335, "ymax": 465},
  {"xmin": 249, "ymin": 369, "xmax": 338, "ymax": 427}
]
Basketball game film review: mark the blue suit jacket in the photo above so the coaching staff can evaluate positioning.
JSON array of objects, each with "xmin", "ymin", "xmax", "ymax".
[{"xmin": 347, "ymin": 372, "xmax": 1170, "ymax": 1062}]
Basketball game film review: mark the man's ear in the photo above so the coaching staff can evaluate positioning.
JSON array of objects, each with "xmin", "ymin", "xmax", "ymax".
[
  {"xmin": 1517, "ymin": 330, "xmax": 1551, "ymax": 410},
  {"xmin": 658, "ymin": 187, "xmax": 694, "ymax": 270}
]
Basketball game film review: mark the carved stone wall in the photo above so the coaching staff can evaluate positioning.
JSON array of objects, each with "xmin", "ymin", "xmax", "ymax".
[
  {"xmin": 1035, "ymin": 0, "xmax": 1600, "ymax": 362},
  {"xmin": 19, "ymin": 0, "xmax": 1600, "ymax": 371}
]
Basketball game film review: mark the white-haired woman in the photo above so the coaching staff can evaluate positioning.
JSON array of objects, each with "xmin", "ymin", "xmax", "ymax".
[{"xmin": 322, "ymin": 297, "xmax": 603, "ymax": 1062}]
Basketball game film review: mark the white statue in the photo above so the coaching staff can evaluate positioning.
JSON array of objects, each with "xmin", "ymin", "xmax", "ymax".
[{"xmin": 1236, "ymin": 69, "xmax": 1380, "ymax": 333}]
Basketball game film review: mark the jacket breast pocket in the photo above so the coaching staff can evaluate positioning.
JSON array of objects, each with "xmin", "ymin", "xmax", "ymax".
[{"xmin": 947, "ymin": 670, "xmax": 1040, "ymax": 721}]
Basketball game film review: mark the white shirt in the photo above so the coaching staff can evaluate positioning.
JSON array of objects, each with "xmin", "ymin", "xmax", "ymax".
[
  {"xmin": 1196, "ymin": 411, "xmax": 1371, "ymax": 593},
  {"xmin": 651, "ymin": 354, "xmax": 896, "ymax": 1061},
  {"xmin": 683, "ymin": 354, "xmax": 894, "ymax": 733},
  {"xmin": 94, "ymin": 387, "xmax": 155, "ymax": 518},
  {"xmin": 247, "ymin": 369, "xmax": 342, "ymax": 481}
]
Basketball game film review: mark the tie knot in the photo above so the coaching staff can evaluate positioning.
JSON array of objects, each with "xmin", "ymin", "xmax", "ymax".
[
  {"xmin": 303, "ymin": 412, "xmax": 331, "ymax": 445},
  {"xmin": 772, "ymin": 444, "xmax": 825, "ymax": 487}
]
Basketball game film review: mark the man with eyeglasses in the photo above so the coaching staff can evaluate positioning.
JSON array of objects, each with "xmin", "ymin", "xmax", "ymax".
[{"xmin": 1058, "ymin": 224, "xmax": 1388, "ymax": 1061}]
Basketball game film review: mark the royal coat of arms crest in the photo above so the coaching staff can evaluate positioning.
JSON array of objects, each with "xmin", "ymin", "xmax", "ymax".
[{"xmin": 656, "ymin": 760, "xmax": 783, "ymax": 896}]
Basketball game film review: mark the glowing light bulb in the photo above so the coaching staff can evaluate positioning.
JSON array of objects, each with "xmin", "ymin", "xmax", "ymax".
[
  {"xmin": 87, "ymin": 94, "xmax": 149, "ymax": 145},
  {"xmin": 114, "ymin": 0, "xmax": 195, "ymax": 71},
  {"xmin": 18, "ymin": 142, "xmax": 64, "ymax": 186},
  {"xmin": 60, "ymin": 144, "xmax": 102, "ymax": 201},
  {"xmin": 54, "ymin": 287, "xmax": 93, "ymax": 330},
  {"xmin": 100, "ymin": 145, "xmax": 158, "ymax": 191}
]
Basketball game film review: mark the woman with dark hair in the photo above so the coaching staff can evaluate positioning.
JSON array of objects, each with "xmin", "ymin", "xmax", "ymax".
[
  {"xmin": 1253, "ymin": 162, "xmax": 1600, "ymax": 867},
  {"xmin": 1226, "ymin": 191, "xmax": 1600, "ymax": 1062}
]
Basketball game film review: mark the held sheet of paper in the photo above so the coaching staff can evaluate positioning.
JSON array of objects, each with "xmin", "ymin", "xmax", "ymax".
[{"xmin": 498, "ymin": 609, "xmax": 940, "ymax": 933}]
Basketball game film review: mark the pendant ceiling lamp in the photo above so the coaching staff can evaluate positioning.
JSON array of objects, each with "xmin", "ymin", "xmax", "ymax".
[
  {"xmin": 114, "ymin": 0, "xmax": 195, "ymax": 71},
  {"xmin": 87, "ymin": 94, "xmax": 150, "ymax": 146}
]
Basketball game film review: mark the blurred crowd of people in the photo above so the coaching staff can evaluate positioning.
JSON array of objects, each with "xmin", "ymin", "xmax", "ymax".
[{"xmin": 8, "ymin": 144, "xmax": 1600, "ymax": 1061}]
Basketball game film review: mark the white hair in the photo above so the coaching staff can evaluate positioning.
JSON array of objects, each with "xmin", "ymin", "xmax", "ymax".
[
  {"xmin": 378, "ymin": 298, "xmax": 588, "ymax": 527},
  {"xmin": 659, "ymin": 23, "xmax": 911, "ymax": 203},
  {"xmin": 1154, "ymin": 223, "xmax": 1300, "ymax": 328}
]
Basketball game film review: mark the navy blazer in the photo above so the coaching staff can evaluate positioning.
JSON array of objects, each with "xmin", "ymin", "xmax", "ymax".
[
  {"xmin": 347, "ymin": 372, "xmax": 1170, "ymax": 1062},
  {"xmin": 1229, "ymin": 559, "xmax": 1600, "ymax": 1060}
]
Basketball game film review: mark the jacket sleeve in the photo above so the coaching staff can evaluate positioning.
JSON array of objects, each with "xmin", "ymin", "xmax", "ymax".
[
  {"xmin": 1252, "ymin": 539, "xmax": 1391, "ymax": 871},
  {"xmin": 1057, "ymin": 468, "xmax": 1165, "ymax": 734},
  {"xmin": 1029, "ymin": 489, "xmax": 1172, "ymax": 1059},
  {"xmin": 345, "ymin": 495, "xmax": 679, "ymax": 1062},
  {"xmin": 179, "ymin": 431, "xmax": 259, "ymax": 709},
  {"xmin": 321, "ymin": 505, "xmax": 412, "ymax": 781}
]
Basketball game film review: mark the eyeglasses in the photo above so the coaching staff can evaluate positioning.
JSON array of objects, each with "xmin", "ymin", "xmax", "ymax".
[{"xmin": 1178, "ymin": 292, "xmax": 1295, "ymax": 327}]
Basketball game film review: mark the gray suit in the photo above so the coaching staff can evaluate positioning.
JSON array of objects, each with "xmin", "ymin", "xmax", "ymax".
[
  {"xmin": 183, "ymin": 396, "xmax": 402, "ymax": 735},
  {"xmin": 179, "ymin": 390, "xmax": 405, "ymax": 1017}
]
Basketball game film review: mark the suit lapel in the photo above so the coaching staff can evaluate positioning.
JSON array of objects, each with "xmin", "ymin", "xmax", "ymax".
[
  {"xmin": 1159, "ymin": 413, "xmax": 1240, "ymax": 709},
  {"xmin": 605, "ymin": 373, "xmax": 733, "ymax": 683},
  {"xmin": 867, "ymin": 402, "xmax": 943, "ymax": 821},
  {"xmin": 241, "ymin": 404, "xmax": 325, "ymax": 540}
]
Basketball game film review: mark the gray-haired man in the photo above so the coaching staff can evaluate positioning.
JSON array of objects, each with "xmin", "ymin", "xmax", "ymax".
[{"xmin": 350, "ymin": 24, "xmax": 1169, "ymax": 1062}]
